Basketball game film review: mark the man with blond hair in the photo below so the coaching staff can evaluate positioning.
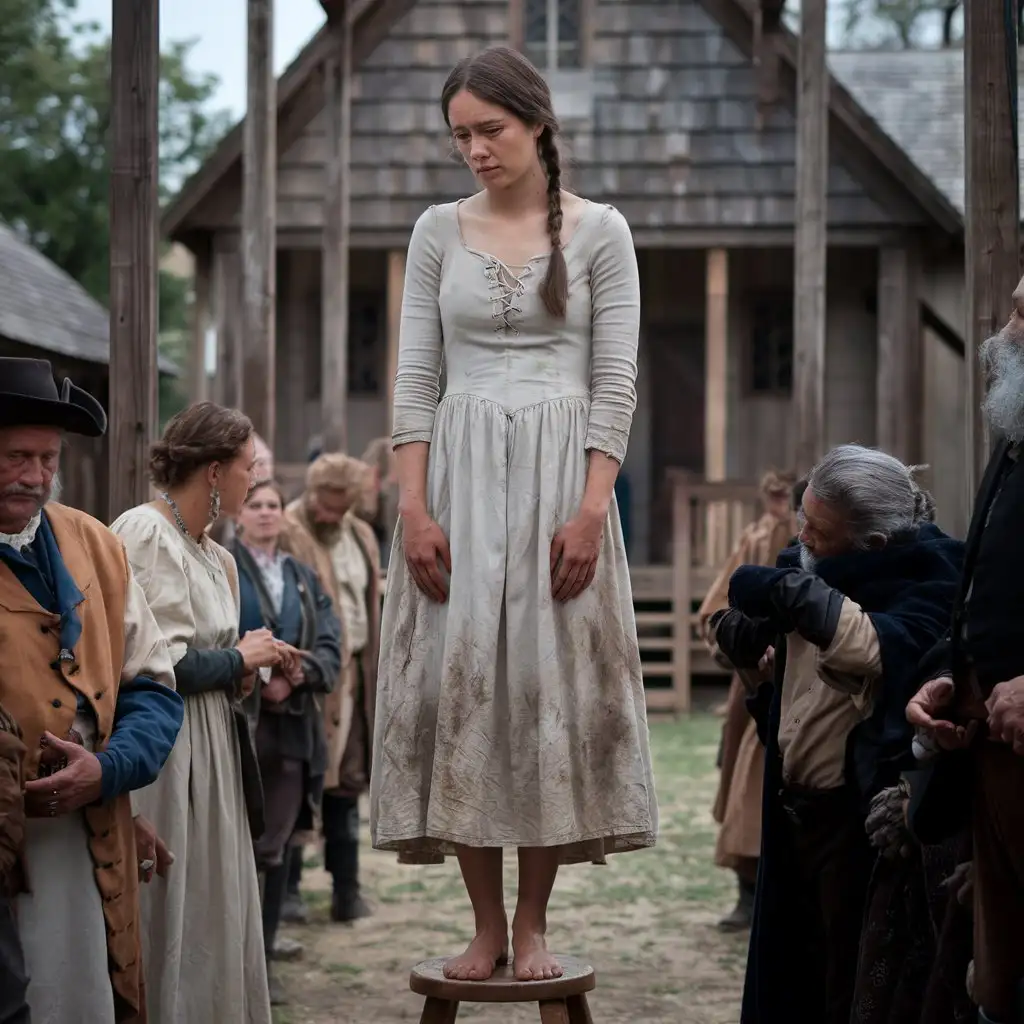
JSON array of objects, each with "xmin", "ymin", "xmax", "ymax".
[{"xmin": 279, "ymin": 453, "xmax": 381, "ymax": 923}]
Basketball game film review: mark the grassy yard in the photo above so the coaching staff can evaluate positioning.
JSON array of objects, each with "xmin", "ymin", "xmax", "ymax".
[{"xmin": 272, "ymin": 706, "xmax": 747, "ymax": 1023}]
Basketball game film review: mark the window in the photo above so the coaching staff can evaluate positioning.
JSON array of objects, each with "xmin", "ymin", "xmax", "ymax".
[
  {"xmin": 347, "ymin": 291, "xmax": 383, "ymax": 395},
  {"xmin": 748, "ymin": 294, "xmax": 793, "ymax": 395},
  {"xmin": 524, "ymin": 0, "xmax": 582, "ymax": 70}
]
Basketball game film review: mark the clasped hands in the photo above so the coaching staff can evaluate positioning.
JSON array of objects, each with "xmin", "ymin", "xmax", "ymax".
[
  {"xmin": 907, "ymin": 674, "xmax": 1024, "ymax": 755},
  {"xmin": 235, "ymin": 627, "xmax": 304, "ymax": 702},
  {"xmin": 402, "ymin": 507, "xmax": 603, "ymax": 604}
]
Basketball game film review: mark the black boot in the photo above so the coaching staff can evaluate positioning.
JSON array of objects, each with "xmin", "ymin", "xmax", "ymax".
[
  {"xmin": 324, "ymin": 794, "xmax": 372, "ymax": 924},
  {"xmin": 718, "ymin": 875, "xmax": 755, "ymax": 932},
  {"xmin": 280, "ymin": 845, "xmax": 308, "ymax": 925}
]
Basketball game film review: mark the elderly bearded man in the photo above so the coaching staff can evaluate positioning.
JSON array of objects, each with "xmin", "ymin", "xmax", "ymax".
[
  {"xmin": 279, "ymin": 454, "xmax": 381, "ymax": 923},
  {"xmin": 710, "ymin": 444, "xmax": 963, "ymax": 1024},
  {"xmin": 908, "ymin": 276, "xmax": 1024, "ymax": 1024},
  {"xmin": 0, "ymin": 359, "xmax": 184, "ymax": 1024}
]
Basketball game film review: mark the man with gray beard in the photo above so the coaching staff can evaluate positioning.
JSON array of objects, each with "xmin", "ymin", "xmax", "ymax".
[
  {"xmin": 908, "ymin": 293, "xmax": 1024, "ymax": 1024},
  {"xmin": 710, "ymin": 444, "xmax": 963, "ymax": 1024}
]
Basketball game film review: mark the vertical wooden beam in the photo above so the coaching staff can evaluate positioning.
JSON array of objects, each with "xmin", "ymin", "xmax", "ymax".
[
  {"xmin": 189, "ymin": 241, "xmax": 212, "ymax": 404},
  {"xmin": 964, "ymin": 0, "xmax": 1020, "ymax": 496},
  {"xmin": 213, "ymin": 239, "xmax": 243, "ymax": 408},
  {"xmin": 322, "ymin": 6, "xmax": 353, "ymax": 453},
  {"xmin": 242, "ymin": 0, "xmax": 277, "ymax": 444},
  {"xmin": 704, "ymin": 248, "xmax": 729, "ymax": 567},
  {"xmin": 385, "ymin": 249, "xmax": 406, "ymax": 433},
  {"xmin": 876, "ymin": 244, "xmax": 922, "ymax": 463},
  {"xmin": 671, "ymin": 473, "xmax": 693, "ymax": 715},
  {"xmin": 792, "ymin": 0, "xmax": 828, "ymax": 473},
  {"xmin": 108, "ymin": 0, "xmax": 159, "ymax": 518}
]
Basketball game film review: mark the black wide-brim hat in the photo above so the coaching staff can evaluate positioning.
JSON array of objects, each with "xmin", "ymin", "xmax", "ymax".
[{"xmin": 0, "ymin": 357, "xmax": 107, "ymax": 437}]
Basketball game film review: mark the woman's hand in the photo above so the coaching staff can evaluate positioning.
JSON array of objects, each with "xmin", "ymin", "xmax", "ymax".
[
  {"xmin": 261, "ymin": 675, "xmax": 293, "ymax": 705},
  {"xmin": 236, "ymin": 628, "xmax": 281, "ymax": 673},
  {"xmin": 402, "ymin": 510, "xmax": 451, "ymax": 603},
  {"xmin": 550, "ymin": 509, "xmax": 603, "ymax": 602}
]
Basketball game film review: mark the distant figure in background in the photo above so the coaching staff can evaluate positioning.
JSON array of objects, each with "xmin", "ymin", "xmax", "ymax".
[
  {"xmin": 232, "ymin": 480, "xmax": 342, "ymax": 1005},
  {"xmin": 280, "ymin": 454, "xmax": 381, "ymax": 924},
  {"xmin": 358, "ymin": 437, "xmax": 399, "ymax": 570},
  {"xmin": 698, "ymin": 470, "xmax": 796, "ymax": 930}
]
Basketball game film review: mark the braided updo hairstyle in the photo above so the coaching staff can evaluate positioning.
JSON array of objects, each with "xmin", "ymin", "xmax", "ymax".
[
  {"xmin": 150, "ymin": 402, "xmax": 253, "ymax": 489},
  {"xmin": 441, "ymin": 46, "xmax": 569, "ymax": 319}
]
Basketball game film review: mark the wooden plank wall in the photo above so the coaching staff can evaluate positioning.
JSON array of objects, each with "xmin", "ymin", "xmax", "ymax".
[{"xmin": 190, "ymin": 0, "xmax": 920, "ymax": 236}]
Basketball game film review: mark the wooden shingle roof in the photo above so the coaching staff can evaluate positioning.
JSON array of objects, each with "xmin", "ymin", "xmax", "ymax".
[{"xmin": 0, "ymin": 222, "xmax": 175, "ymax": 373}]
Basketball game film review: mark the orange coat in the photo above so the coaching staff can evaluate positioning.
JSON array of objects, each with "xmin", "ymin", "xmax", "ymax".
[{"xmin": 0, "ymin": 504, "xmax": 147, "ymax": 1021}]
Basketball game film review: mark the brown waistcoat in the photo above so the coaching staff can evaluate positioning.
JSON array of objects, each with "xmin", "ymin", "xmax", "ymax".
[
  {"xmin": 0, "ymin": 504, "xmax": 145, "ymax": 1022},
  {"xmin": 280, "ymin": 500, "xmax": 381, "ymax": 792}
]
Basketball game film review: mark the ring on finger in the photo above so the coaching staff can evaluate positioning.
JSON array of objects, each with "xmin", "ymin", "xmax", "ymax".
[{"xmin": 139, "ymin": 858, "xmax": 155, "ymax": 873}]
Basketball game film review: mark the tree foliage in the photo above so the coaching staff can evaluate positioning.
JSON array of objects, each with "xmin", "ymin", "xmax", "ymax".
[
  {"xmin": 838, "ymin": 0, "xmax": 963, "ymax": 49},
  {"xmin": 0, "ymin": 0, "xmax": 230, "ymax": 420}
]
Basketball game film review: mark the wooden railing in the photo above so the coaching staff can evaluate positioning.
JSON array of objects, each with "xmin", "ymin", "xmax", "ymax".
[{"xmin": 633, "ymin": 473, "xmax": 763, "ymax": 714}]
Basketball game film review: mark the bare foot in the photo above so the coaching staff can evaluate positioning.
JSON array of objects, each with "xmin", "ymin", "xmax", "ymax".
[
  {"xmin": 442, "ymin": 927, "xmax": 508, "ymax": 981},
  {"xmin": 511, "ymin": 928, "xmax": 563, "ymax": 981}
]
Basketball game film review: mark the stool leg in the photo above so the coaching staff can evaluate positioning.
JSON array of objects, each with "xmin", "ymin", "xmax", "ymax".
[
  {"xmin": 566, "ymin": 993, "xmax": 594, "ymax": 1024},
  {"xmin": 539, "ymin": 998, "xmax": 570, "ymax": 1024},
  {"xmin": 420, "ymin": 996, "xmax": 459, "ymax": 1024}
]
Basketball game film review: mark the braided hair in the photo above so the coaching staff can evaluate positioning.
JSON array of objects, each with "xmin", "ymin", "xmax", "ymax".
[{"xmin": 441, "ymin": 46, "xmax": 569, "ymax": 318}]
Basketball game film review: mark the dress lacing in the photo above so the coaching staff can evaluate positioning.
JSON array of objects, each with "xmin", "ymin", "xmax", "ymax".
[{"xmin": 484, "ymin": 259, "xmax": 533, "ymax": 335}]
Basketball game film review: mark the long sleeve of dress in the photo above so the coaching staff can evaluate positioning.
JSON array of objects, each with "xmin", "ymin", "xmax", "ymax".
[
  {"xmin": 95, "ymin": 566, "xmax": 185, "ymax": 801},
  {"xmin": 392, "ymin": 206, "xmax": 445, "ymax": 447},
  {"xmin": 585, "ymin": 206, "xmax": 640, "ymax": 463}
]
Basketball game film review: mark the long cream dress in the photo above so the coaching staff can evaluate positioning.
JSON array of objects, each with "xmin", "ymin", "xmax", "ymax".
[
  {"xmin": 111, "ymin": 505, "xmax": 270, "ymax": 1024},
  {"xmin": 370, "ymin": 200, "xmax": 659, "ymax": 864}
]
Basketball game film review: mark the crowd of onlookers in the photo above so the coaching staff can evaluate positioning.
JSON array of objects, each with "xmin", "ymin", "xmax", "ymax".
[
  {"xmin": 0, "ymin": 354, "xmax": 395, "ymax": 1023},
  {"xmin": 701, "ymin": 275, "xmax": 1024, "ymax": 1024}
]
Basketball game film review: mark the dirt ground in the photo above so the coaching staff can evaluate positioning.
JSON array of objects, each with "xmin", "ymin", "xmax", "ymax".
[{"xmin": 272, "ymin": 704, "xmax": 747, "ymax": 1024}]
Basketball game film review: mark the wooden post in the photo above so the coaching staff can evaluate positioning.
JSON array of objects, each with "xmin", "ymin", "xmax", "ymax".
[
  {"xmin": 242, "ymin": 0, "xmax": 277, "ymax": 444},
  {"xmin": 876, "ymin": 244, "xmax": 922, "ymax": 463},
  {"xmin": 189, "ymin": 242, "xmax": 212, "ymax": 404},
  {"xmin": 704, "ymin": 248, "xmax": 729, "ymax": 565},
  {"xmin": 108, "ymin": 0, "xmax": 159, "ymax": 518},
  {"xmin": 964, "ymin": 0, "xmax": 1020, "ymax": 496},
  {"xmin": 213, "ymin": 239, "xmax": 243, "ymax": 408},
  {"xmin": 385, "ymin": 249, "xmax": 406, "ymax": 432},
  {"xmin": 671, "ymin": 473, "xmax": 693, "ymax": 715},
  {"xmin": 321, "ymin": 4, "xmax": 353, "ymax": 453},
  {"xmin": 792, "ymin": 0, "xmax": 828, "ymax": 473}
]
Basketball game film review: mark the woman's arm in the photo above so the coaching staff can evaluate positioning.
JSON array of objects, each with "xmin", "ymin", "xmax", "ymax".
[{"xmin": 584, "ymin": 206, "xmax": 641, "ymax": 465}]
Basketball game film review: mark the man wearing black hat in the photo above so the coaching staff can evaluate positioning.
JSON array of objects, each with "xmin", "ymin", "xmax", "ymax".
[{"xmin": 0, "ymin": 358, "xmax": 185, "ymax": 1024}]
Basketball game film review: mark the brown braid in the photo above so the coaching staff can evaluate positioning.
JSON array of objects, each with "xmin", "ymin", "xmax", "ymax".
[{"xmin": 538, "ymin": 127, "xmax": 568, "ymax": 319}]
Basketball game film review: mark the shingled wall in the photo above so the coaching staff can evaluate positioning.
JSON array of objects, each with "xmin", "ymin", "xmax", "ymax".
[{"xmin": 266, "ymin": 0, "xmax": 909, "ymax": 235}]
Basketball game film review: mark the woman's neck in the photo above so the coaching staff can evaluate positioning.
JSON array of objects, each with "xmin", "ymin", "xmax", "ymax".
[
  {"xmin": 246, "ymin": 536, "xmax": 278, "ymax": 558},
  {"xmin": 484, "ymin": 166, "xmax": 549, "ymax": 218},
  {"xmin": 161, "ymin": 484, "xmax": 211, "ymax": 541}
]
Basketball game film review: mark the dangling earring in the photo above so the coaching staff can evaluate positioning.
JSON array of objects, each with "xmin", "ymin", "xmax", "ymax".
[{"xmin": 209, "ymin": 487, "xmax": 221, "ymax": 523}]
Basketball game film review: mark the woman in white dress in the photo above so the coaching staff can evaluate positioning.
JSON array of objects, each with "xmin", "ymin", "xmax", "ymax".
[
  {"xmin": 112, "ymin": 402, "xmax": 287, "ymax": 1023},
  {"xmin": 370, "ymin": 46, "xmax": 658, "ymax": 983}
]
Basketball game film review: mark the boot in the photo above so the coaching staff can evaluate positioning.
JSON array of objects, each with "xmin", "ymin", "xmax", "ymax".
[
  {"xmin": 280, "ymin": 845, "xmax": 308, "ymax": 925},
  {"xmin": 267, "ymin": 962, "xmax": 287, "ymax": 1006},
  {"xmin": 718, "ymin": 875, "xmax": 755, "ymax": 932},
  {"xmin": 325, "ymin": 795, "xmax": 372, "ymax": 924}
]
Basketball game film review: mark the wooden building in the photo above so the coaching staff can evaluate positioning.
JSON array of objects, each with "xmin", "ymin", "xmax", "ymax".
[
  {"xmin": 0, "ymin": 221, "xmax": 174, "ymax": 522},
  {"xmin": 162, "ymin": 0, "xmax": 1002, "ymax": 706}
]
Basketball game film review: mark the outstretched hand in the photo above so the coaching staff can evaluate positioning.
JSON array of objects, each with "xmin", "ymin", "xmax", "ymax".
[
  {"xmin": 403, "ymin": 511, "xmax": 451, "ymax": 603},
  {"xmin": 24, "ymin": 732, "xmax": 103, "ymax": 817},
  {"xmin": 550, "ymin": 510, "xmax": 602, "ymax": 602}
]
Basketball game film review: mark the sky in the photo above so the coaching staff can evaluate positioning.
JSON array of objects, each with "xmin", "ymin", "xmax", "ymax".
[{"xmin": 75, "ymin": 0, "xmax": 327, "ymax": 120}]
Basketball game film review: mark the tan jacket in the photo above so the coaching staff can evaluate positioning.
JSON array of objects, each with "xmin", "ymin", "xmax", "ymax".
[
  {"xmin": 280, "ymin": 499, "xmax": 381, "ymax": 792},
  {"xmin": 0, "ymin": 504, "xmax": 155, "ymax": 1021}
]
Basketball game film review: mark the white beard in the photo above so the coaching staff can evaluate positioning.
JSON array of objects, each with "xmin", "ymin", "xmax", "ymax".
[
  {"xmin": 980, "ymin": 332, "xmax": 1024, "ymax": 441},
  {"xmin": 799, "ymin": 544, "xmax": 818, "ymax": 573}
]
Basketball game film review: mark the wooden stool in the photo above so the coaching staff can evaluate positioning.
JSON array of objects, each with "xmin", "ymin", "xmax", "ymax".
[{"xmin": 410, "ymin": 955, "xmax": 595, "ymax": 1023}]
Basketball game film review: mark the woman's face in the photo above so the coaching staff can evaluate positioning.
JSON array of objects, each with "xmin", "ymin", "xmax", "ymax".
[
  {"xmin": 237, "ymin": 483, "xmax": 284, "ymax": 544},
  {"xmin": 211, "ymin": 436, "xmax": 256, "ymax": 518},
  {"xmin": 447, "ymin": 89, "xmax": 542, "ymax": 192}
]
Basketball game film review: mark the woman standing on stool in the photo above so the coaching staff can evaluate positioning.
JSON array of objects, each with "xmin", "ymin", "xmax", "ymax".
[{"xmin": 370, "ymin": 46, "xmax": 658, "ymax": 983}]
